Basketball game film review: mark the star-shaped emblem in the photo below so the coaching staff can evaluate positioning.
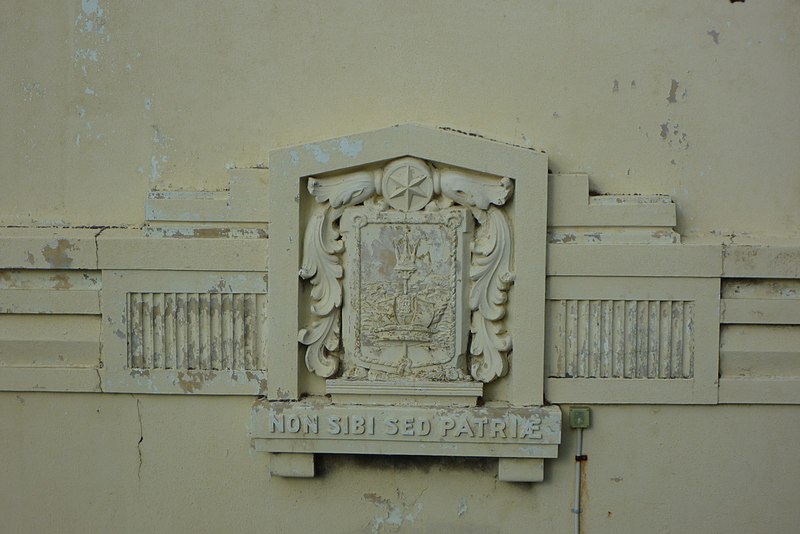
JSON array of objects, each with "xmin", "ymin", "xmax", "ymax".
[{"xmin": 386, "ymin": 164, "xmax": 431, "ymax": 211}]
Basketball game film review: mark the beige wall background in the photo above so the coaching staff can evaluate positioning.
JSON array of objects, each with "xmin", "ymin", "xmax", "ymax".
[
  {"xmin": 2, "ymin": 1, "xmax": 799, "ymax": 532},
  {"xmin": 2, "ymin": 1, "xmax": 799, "ymax": 237}
]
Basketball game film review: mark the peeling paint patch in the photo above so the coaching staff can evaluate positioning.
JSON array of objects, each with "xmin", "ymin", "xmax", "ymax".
[
  {"xmin": 304, "ymin": 143, "xmax": 330, "ymax": 164},
  {"xmin": 707, "ymin": 29, "xmax": 720, "ymax": 44},
  {"xmin": 364, "ymin": 491, "xmax": 424, "ymax": 534},
  {"xmin": 77, "ymin": 0, "xmax": 106, "ymax": 35},
  {"xmin": 549, "ymin": 233, "xmax": 577, "ymax": 244},
  {"xmin": 50, "ymin": 273, "xmax": 72, "ymax": 290},
  {"xmin": 21, "ymin": 82, "xmax": 47, "ymax": 101},
  {"xmin": 150, "ymin": 155, "xmax": 162, "ymax": 182},
  {"xmin": 290, "ymin": 150, "xmax": 299, "ymax": 165},
  {"xmin": 82, "ymin": 0, "xmax": 100, "ymax": 16},
  {"xmin": 612, "ymin": 79, "xmax": 619, "ymax": 93},
  {"xmin": 659, "ymin": 119, "xmax": 689, "ymax": 150},
  {"xmin": 667, "ymin": 79, "xmax": 679, "ymax": 103},
  {"xmin": 74, "ymin": 48, "xmax": 98, "ymax": 62},
  {"xmin": 42, "ymin": 239, "xmax": 76, "ymax": 269},
  {"xmin": 457, "ymin": 496, "xmax": 468, "ymax": 517},
  {"xmin": 245, "ymin": 370, "xmax": 268, "ymax": 395},
  {"xmin": 149, "ymin": 125, "xmax": 174, "ymax": 184},
  {"xmin": 339, "ymin": 137, "xmax": 363, "ymax": 158},
  {"xmin": 176, "ymin": 370, "xmax": 217, "ymax": 393}
]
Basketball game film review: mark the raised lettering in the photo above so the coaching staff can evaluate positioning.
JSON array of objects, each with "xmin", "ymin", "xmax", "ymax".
[
  {"xmin": 302, "ymin": 414, "xmax": 319, "ymax": 434},
  {"xmin": 474, "ymin": 417, "xmax": 487, "ymax": 438},
  {"xmin": 287, "ymin": 414, "xmax": 301, "ymax": 433},
  {"xmin": 455, "ymin": 417, "xmax": 474, "ymax": 437},
  {"xmin": 520, "ymin": 418, "xmax": 542, "ymax": 439},
  {"xmin": 418, "ymin": 417, "xmax": 431, "ymax": 436},
  {"xmin": 385, "ymin": 418, "xmax": 399, "ymax": 435},
  {"xmin": 440, "ymin": 416, "xmax": 455, "ymax": 436},
  {"xmin": 489, "ymin": 418, "xmax": 506, "ymax": 438},
  {"xmin": 269, "ymin": 411, "xmax": 284, "ymax": 433},
  {"xmin": 328, "ymin": 415, "xmax": 341, "ymax": 435},
  {"xmin": 352, "ymin": 415, "xmax": 366, "ymax": 435},
  {"xmin": 402, "ymin": 417, "xmax": 415, "ymax": 436}
]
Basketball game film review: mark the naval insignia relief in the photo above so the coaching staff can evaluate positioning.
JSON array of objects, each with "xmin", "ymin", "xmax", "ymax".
[{"xmin": 298, "ymin": 156, "xmax": 515, "ymax": 383}]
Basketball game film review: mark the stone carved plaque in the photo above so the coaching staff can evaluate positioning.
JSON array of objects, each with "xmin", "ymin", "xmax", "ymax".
[
  {"xmin": 262, "ymin": 125, "xmax": 553, "ymax": 481},
  {"xmin": 340, "ymin": 207, "xmax": 471, "ymax": 380},
  {"xmin": 298, "ymin": 156, "xmax": 515, "ymax": 384}
]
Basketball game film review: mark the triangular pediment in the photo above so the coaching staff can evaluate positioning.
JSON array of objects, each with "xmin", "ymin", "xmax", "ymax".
[{"xmin": 269, "ymin": 123, "xmax": 546, "ymax": 185}]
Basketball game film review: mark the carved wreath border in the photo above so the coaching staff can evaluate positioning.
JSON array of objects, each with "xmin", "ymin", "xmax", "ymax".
[{"xmin": 297, "ymin": 157, "xmax": 515, "ymax": 383}]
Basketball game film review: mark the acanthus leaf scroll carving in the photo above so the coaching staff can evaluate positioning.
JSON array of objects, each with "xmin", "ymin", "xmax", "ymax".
[
  {"xmin": 467, "ymin": 207, "xmax": 515, "ymax": 382},
  {"xmin": 307, "ymin": 170, "xmax": 379, "ymax": 209},
  {"xmin": 298, "ymin": 205, "xmax": 344, "ymax": 377},
  {"xmin": 298, "ymin": 157, "xmax": 516, "ymax": 383}
]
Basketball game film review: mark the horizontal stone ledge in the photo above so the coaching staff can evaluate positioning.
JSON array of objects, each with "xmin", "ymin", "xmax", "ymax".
[
  {"xmin": 253, "ymin": 439, "xmax": 560, "ymax": 459},
  {"xmin": 0, "ymin": 228, "xmax": 99, "ymax": 269},
  {"xmin": 0, "ymin": 367, "xmax": 101, "ymax": 392},
  {"xmin": 723, "ymin": 245, "xmax": 800, "ymax": 278},
  {"xmin": 546, "ymin": 244, "xmax": 722, "ymax": 277},
  {"xmin": 721, "ymin": 298, "xmax": 800, "ymax": 324},
  {"xmin": 0, "ymin": 289, "xmax": 100, "ymax": 314},
  {"xmin": 97, "ymin": 229, "xmax": 268, "ymax": 271},
  {"xmin": 719, "ymin": 377, "xmax": 800, "ymax": 404},
  {"xmin": 100, "ymin": 368, "xmax": 267, "ymax": 395}
]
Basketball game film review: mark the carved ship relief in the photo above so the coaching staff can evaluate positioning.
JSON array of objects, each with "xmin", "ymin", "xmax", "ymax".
[{"xmin": 298, "ymin": 156, "xmax": 515, "ymax": 383}]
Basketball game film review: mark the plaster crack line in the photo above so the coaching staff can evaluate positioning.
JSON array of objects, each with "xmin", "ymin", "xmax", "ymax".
[
  {"xmin": 133, "ymin": 394, "xmax": 144, "ymax": 481},
  {"xmin": 92, "ymin": 227, "xmax": 106, "ymax": 270},
  {"xmin": 95, "ymin": 368, "xmax": 104, "ymax": 393}
]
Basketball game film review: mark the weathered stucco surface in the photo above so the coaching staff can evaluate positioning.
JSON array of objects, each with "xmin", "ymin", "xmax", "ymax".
[
  {"xmin": 1, "ymin": 395, "xmax": 799, "ymax": 533},
  {"xmin": 2, "ymin": 1, "xmax": 799, "ymax": 532}
]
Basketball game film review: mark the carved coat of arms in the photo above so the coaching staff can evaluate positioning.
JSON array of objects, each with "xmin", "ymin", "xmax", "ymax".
[{"xmin": 298, "ymin": 157, "xmax": 515, "ymax": 384}]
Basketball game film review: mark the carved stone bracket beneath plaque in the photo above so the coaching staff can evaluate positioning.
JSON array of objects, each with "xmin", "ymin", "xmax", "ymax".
[{"xmin": 259, "ymin": 124, "xmax": 552, "ymax": 481}]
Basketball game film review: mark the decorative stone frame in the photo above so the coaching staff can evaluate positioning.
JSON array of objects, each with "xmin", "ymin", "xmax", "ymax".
[{"xmin": 266, "ymin": 124, "xmax": 549, "ymax": 405}]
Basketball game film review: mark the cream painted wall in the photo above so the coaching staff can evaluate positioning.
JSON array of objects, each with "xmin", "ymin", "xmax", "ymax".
[
  {"xmin": 1, "ymin": 394, "xmax": 799, "ymax": 533},
  {"xmin": 2, "ymin": 2, "xmax": 799, "ymax": 533},
  {"xmin": 2, "ymin": 1, "xmax": 799, "ymax": 237}
]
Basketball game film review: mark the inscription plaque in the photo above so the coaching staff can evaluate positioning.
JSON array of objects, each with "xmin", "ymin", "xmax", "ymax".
[{"xmin": 253, "ymin": 400, "xmax": 561, "ymax": 458}]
